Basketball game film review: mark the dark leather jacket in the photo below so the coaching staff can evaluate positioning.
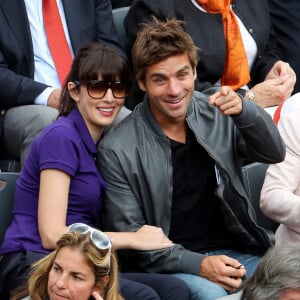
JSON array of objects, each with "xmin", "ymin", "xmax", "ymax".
[{"xmin": 98, "ymin": 89, "xmax": 285, "ymax": 275}]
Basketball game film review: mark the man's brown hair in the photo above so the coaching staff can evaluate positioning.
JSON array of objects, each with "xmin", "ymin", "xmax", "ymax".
[{"xmin": 132, "ymin": 17, "xmax": 199, "ymax": 82}]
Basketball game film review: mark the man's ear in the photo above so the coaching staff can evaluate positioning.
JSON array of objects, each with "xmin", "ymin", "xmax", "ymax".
[
  {"xmin": 193, "ymin": 66, "xmax": 197, "ymax": 80},
  {"xmin": 137, "ymin": 79, "xmax": 146, "ymax": 92},
  {"xmin": 68, "ymin": 82, "xmax": 80, "ymax": 102}
]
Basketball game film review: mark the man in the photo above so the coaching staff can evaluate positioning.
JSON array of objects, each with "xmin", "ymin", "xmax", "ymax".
[
  {"xmin": 0, "ymin": 0, "xmax": 126, "ymax": 167},
  {"xmin": 218, "ymin": 246, "xmax": 300, "ymax": 300},
  {"xmin": 97, "ymin": 18, "xmax": 285, "ymax": 299},
  {"xmin": 124, "ymin": 0, "xmax": 296, "ymax": 112}
]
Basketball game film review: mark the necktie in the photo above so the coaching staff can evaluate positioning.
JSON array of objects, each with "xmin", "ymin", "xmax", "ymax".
[
  {"xmin": 196, "ymin": 0, "xmax": 250, "ymax": 90},
  {"xmin": 43, "ymin": 0, "xmax": 73, "ymax": 85}
]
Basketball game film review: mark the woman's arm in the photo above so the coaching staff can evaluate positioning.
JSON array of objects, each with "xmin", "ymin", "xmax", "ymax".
[
  {"xmin": 106, "ymin": 225, "xmax": 173, "ymax": 250},
  {"xmin": 38, "ymin": 169, "xmax": 70, "ymax": 249},
  {"xmin": 260, "ymin": 111, "xmax": 300, "ymax": 231},
  {"xmin": 38, "ymin": 170, "xmax": 173, "ymax": 251}
]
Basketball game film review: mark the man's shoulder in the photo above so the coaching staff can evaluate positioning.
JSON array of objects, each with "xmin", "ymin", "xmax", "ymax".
[
  {"xmin": 190, "ymin": 88, "xmax": 221, "ymax": 115},
  {"xmin": 100, "ymin": 107, "xmax": 143, "ymax": 147}
]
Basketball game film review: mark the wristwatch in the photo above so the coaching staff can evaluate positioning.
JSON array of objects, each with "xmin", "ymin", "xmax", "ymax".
[{"xmin": 247, "ymin": 89, "xmax": 256, "ymax": 103}]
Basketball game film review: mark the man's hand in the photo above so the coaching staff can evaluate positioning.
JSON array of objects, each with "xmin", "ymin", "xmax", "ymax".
[
  {"xmin": 209, "ymin": 86, "xmax": 243, "ymax": 116},
  {"xmin": 200, "ymin": 255, "xmax": 246, "ymax": 292},
  {"xmin": 47, "ymin": 88, "xmax": 62, "ymax": 108},
  {"xmin": 251, "ymin": 60, "xmax": 296, "ymax": 108}
]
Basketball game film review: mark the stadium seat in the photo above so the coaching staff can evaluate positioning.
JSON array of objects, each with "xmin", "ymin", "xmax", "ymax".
[
  {"xmin": 0, "ymin": 172, "xmax": 19, "ymax": 245},
  {"xmin": 112, "ymin": 6, "xmax": 130, "ymax": 49},
  {"xmin": 242, "ymin": 162, "xmax": 278, "ymax": 232},
  {"xmin": 0, "ymin": 159, "xmax": 21, "ymax": 173}
]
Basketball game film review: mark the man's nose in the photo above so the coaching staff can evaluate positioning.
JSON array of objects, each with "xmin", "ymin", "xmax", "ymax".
[{"xmin": 166, "ymin": 78, "xmax": 181, "ymax": 95}]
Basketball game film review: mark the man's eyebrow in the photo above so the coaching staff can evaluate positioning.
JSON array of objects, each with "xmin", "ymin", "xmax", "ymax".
[
  {"xmin": 149, "ymin": 65, "xmax": 191, "ymax": 79},
  {"xmin": 177, "ymin": 65, "xmax": 191, "ymax": 73},
  {"xmin": 149, "ymin": 72, "xmax": 166, "ymax": 79}
]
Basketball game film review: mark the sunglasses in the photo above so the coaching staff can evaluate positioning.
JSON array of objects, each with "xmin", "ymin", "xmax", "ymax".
[
  {"xmin": 68, "ymin": 223, "xmax": 111, "ymax": 273},
  {"xmin": 74, "ymin": 80, "xmax": 127, "ymax": 99}
]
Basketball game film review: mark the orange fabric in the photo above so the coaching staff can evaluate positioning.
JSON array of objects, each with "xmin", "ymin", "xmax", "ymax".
[
  {"xmin": 273, "ymin": 104, "xmax": 283, "ymax": 125},
  {"xmin": 43, "ymin": 0, "xmax": 73, "ymax": 85},
  {"xmin": 196, "ymin": 0, "xmax": 250, "ymax": 90}
]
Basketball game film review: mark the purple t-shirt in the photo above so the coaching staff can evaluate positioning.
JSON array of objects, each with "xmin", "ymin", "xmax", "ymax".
[{"xmin": 0, "ymin": 109, "xmax": 106, "ymax": 255}]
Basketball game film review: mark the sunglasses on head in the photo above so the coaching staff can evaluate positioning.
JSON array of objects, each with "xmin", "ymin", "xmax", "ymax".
[
  {"xmin": 74, "ymin": 80, "xmax": 127, "ymax": 99},
  {"xmin": 68, "ymin": 223, "xmax": 112, "ymax": 274}
]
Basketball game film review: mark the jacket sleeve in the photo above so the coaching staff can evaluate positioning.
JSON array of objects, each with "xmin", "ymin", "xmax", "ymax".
[
  {"xmin": 260, "ymin": 112, "xmax": 300, "ymax": 232},
  {"xmin": 247, "ymin": 0, "xmax": 281, "ymax": 86},
  {"xmin": 94, "ymin": 0, "xmax": 126, "ymax": 56},
  {"xmin": 125, "ymin": 0, "xmax": 176, "ymax": 60},
  {"xmin": 249, "ymin": 26, "xmax": 281, "ymax": 86},
  {"xmin": 97, "ymin": 143, "xmax": 205, "ymax": 274},
  {"xmin": 233, "ymin": 101, "xmax": 285, "ymax": 163},
  {"xmin": 0, "ymin": 51, "xmax": 48, "ymax": 108}
]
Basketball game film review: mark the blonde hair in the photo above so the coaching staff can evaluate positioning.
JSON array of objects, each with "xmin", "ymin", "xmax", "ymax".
[{"xmin": 12, "ymin": 232, "xmax": 123, "ymax": 300}]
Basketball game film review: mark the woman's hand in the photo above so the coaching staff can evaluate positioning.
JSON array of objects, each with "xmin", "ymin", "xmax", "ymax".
[
  {"xmin": 106, "ymin": 225, "xmax": 174, "ymax": 251},
  {"xmin": 131, "ymin": 225, "xmax": 174, "ymax": 250},
  {"xmin": 91, "ymin": 291, "xmax": 104, "ymax": 300}
]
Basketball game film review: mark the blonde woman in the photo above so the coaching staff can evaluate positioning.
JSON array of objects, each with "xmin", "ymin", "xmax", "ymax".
[{"xmin": 13, "ymin": 227, "xmax": 122, "ymax": 300}]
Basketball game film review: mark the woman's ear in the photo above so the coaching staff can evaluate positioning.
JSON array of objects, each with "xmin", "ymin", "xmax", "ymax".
[
  {"xmin": 68, "ymin": 82, "xmax": 80, "ymax": 102},
  {"xmin": 102, "ymin": 275, "xmax": 110, "ymax": 287},
  {"xmin": 93, "ymin": 275, "xmax": 110, "ymax": 297}
]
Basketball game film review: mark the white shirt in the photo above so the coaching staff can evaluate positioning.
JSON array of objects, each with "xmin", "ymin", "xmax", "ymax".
[{"xmin": 24, "ymin": 0, "xmax": 74, "ymax": 105}]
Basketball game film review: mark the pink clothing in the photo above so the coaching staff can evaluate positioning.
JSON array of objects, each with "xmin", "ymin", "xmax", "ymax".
[{"xmin": 260, "ymin": 109, "xmax": 300, "ymax": 246}]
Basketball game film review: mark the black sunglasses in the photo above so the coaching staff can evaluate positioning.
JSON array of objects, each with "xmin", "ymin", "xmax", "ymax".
[{"xmin": 74, "ymin": 80, "xmax": 127, "ymax": 99}]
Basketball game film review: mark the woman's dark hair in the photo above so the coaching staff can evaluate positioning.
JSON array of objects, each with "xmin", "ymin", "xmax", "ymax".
[{"xmin": 59, "ymin": 43, "xmax": 129, "ymax": 116}]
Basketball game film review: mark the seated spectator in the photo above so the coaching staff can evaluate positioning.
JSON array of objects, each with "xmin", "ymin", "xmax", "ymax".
[
  {"xmin": 97, "ymin": 17, "xmax": 285, "ymax": 300},
  {"xmin": 269, "ymin": 0, "xmax": 300, "ymax": 94},
  {"xmin": 0, "ymin": 0, "xmax": 127, "ymax": 167},
  {"xmin": 260, "ymin": 109, "xmax": 300, "ymax": 247},
  {"xmin": 124, "ymin": 0, "xmax": 296, "ymax": 112},
  {"xmin": 217, "ymin": 246, "xmax": 300, "ymax": 300},
  {"xmin": 273, "ymin": 93, "xmax": 300, "ymax": 124},
  {"xmin": 0, "ymin": 43, "xmax": 190, "ymax": 300},
  {"xmin": 12, "ymin": 229, "xmax": 122, "ymax": 300}
]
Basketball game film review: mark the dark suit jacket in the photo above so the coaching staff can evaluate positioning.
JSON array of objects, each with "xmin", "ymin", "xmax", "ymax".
[
  {"xmin": 0, "ymin": 0, "xmax": 123, "ymax": 113},
  {"xmin": 111, "ymin": 0, "xmax": 132, "ymax": 9},
  {"xmin": 125, "ymin": 0, "xmax": 282, "ymax": 107},
  {"xmin": 269, "ymin": 0, "xmax": 300, "ymax": 94}
]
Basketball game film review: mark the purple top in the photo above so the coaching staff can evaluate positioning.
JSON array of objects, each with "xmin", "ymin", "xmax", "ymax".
[{"xmin": 0, "ymin": 109, "xmax": 106, "ymax": 255}]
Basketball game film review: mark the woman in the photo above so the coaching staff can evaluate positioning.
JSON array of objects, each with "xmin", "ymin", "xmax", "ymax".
[
  {"xmin": 260, "ymin": 109, "xmax": 300, "ymax": 246},
  {"xmin": 0, "ymin": 43, "xmax": 190, "ymax": 300},
  {"xmin": 12, "ymin": 227, "xmax": 121, "ymax": 300}
]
